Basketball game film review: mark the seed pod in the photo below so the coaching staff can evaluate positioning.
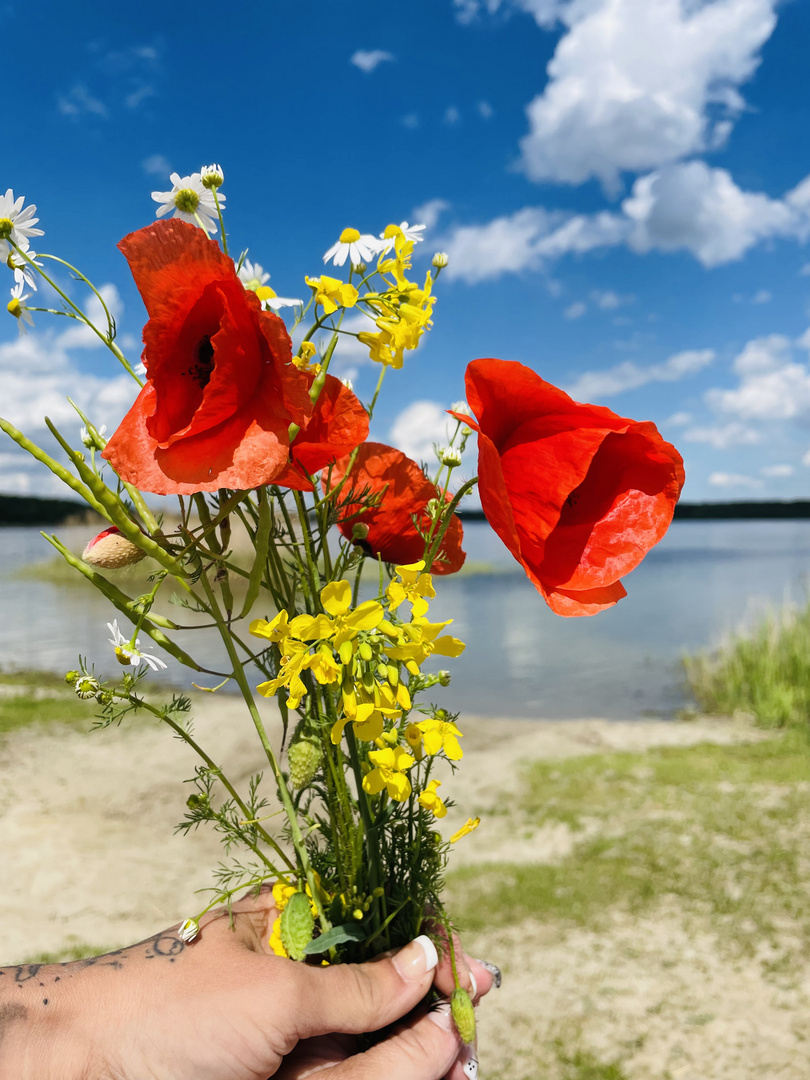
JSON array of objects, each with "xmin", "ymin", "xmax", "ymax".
[
  {"xmin": 279, "ymin": 891, "xmax": 314, "ymax": 961},
  {"xmin": 288, "ymin": 736, "xmax": 323, "ymax": 789},
  {"xmin": 451, "ymin": 987, "xmax": 476, "ymax": 1045}
]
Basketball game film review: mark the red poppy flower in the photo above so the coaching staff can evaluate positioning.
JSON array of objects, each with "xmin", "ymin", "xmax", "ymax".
[
  {"xmin": 102, "ymin": 220, "xmax": 312, "ymax": 495},
  {"xmin": 453, "ymin": 359, "xmax": 684, "ymax": 616},
  {"xmin": 326, "ymin": 442, "xmax": 466, "ymax": 575},
  {"xmin": 273, "ymin": 373, "xmax": 369, "ymax": 491}
]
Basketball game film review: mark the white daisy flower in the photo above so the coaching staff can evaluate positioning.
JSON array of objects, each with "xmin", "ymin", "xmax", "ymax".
[
  {"xmin": 177, "ymin": 918, "xmax": 200, "ymax": 942},
  {"xmin": 7, "ymin": 282, "xmax": 34, "ymax": 335},
  {"xmin": 0, "ymin": 190, "xmax": 44, "ymax": 261},
  {"xmin": 263, "ymin": 291, "xmax": 303, "ymax": 311},
  {"xmin": 7, "ymin": 248, "xmax": 40, "ymax": 291},
  {"xmin": 238, "ymin": 258, "xmax": 271, "ymax": 292},
  {"xmin": 107, "ymin": 619, "xmax": 168, "ymax": 672},
  {"xmin": 151, "ymin": 172, "xmax": 223, "ymax": 235},
  {"xmin": 200, "ymin": 163, "xmax": 224, "ymax": 189},
  {"xmin": 323, "ymin": 228, "xmax": 381, "ymax": 268},
  {"xmin": 377, "ymin": 221, "xmax": 427, "ymax": 255}
]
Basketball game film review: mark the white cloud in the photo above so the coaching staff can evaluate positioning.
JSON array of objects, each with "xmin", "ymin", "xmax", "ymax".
[
  {"xmin": 412, "ymin": 198, "xmax": 450, "ymax": 231},
  {"xmin": 518, "ymin": 0, "xmax": 778, "ymax": 190},
  {"xmin": 444, "ymin": 106, "xmax": 461, "ymax": 126},
  {"xmin": 665, "ymin": 411, "xmax": 692, "ymax": 427},
  {"xmin": 441, "ymin": 206, "xmax": 627, "ymax": 283},
  {"xmin": 57, "ymin": 285, "xmax": 124, "ymax": 349},
  {"xmin": 760, "ymin": 464, "xmax": 794, "ymax": 478},
  {"xmin": 401, "ymin": 113, "xmax": 420, "ymax": 129},
  {"xmin": 389, "ymin": 401, "xmax": 465, "ymax": 465},
  {"xmin": 622, "ymin": 162, "xmax": 799, "ymax": 267},
  {"xmin": 800, "ymin": 263, "xmax": 810, "ymax": 276},
  {"xmin": 440, "ymin": 162, "xmax": 810, "ymax": 281},
  {"xmin": 350, "ymin": 49, "xmax": 394, "ymax": 73},
  {"xmin": 125, "ymin": 83, "xmax": 156, "ymax": 109},
  {"xmin": 565, "ymin": 348, "xmax": 714, "ymax": 401},
  {"xmin": 478, "ymin": 100, "xmax": 494, "ymax": 119},
  {"xmin": 591, "ymin": 289, "xmax": 634, "ymax": 310},
  {"xmin": 709, "ymin": 471, "xmax": 763, "ymax": 489},
  {"xmin": 682, "ymin": 421, "xmax": 761, "ymax": 449},
  {"xmin": 141, "ymin": 154, "xmax": 171, "ymax": 177},
  {"xmin": 803, "ymin": 448, "xmax": 810, "ymax": 467},
  {"xmin": 454, "ymin": 0, "xmax": 566, "ymax": 27},
  {"xmin": 705, "ymin": 336, "xmax": 810, "ymax": 421},
  {"xmin": 752, "ymin": 289, "xmax": 772, "ymax": 305},
  {"xmin": 57, "ymin": 83, "xmax": 108, "ymax": 119},
  {"xmin": 564, "ymin": 301, "xmax": 587, "ymax": 320}
]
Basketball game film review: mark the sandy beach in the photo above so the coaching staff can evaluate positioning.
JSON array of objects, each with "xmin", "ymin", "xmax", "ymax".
[{"xmin": 1, "ymin": 696, "xmax": 807, "ymax": 1079}]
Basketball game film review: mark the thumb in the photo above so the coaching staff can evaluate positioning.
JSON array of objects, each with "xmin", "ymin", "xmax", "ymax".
[{"xmin": 289, "ymin": 935, "xmax": 440, "ymax": 1040}]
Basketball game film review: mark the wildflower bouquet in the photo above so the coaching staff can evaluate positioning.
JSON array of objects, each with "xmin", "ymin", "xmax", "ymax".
[{"xmin": 1, "ymin": 171, "xmax": 684, "ymax": 1042}]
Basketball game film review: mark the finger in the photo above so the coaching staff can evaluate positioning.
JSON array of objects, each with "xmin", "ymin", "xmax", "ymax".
[
  {"xmin": 447, "ymin": 1042, "xmax": 479, "ymax": 1080},
  {"xmin": 289, "ymin": 935, "xmax": 440, "ymax": 1040},
  {"xmin": 327, "ymin": 1004, "xmax": 460, "ymax": 1080},
  {"xmin": 274, "ymin": 1033, "xmax": 355, "ymax": 1080},
  {"xmin": 431, "ymin": 932, "xmax": 478, "ymax": 1000}
]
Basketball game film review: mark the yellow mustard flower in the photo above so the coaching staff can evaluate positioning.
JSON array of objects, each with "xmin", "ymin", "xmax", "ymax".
[
  {"xmin": 418, "ymin": 779, "xmax": 447, "ymax": 818},
  {"xmin": 292, "ymin": 580, "xmax": 384, "ymax": 651},
  {"xmin": 249, "ymin": 609, "xmax": 291, "ymax": 643},
  {"xmin": 404, "ymin": 722, "xmax": 423, "ymax": 760},
  {"xmin": 305, "ymin": 275, "xmax": 359, "ymax": 316},
  {"xmin": 293, "ymin": 341, "xmax": 321, "ymax": 373},
  {"xmin": 386, "ymin": 560, "xmax": 435, "ymax": 618},
  {"xmin": 362, "ymin": 745, "xmax": 415, "ymax": 801},
  {"xmin": 386, "ymin": 617, "xmax": 465, "ymax": 675},
  {"xmin": 330, "ymin": 701, "xmax": 389, "ymax": 745},
  {"xmin": 417, "ymin": 715, "xmax": 464, "ymax": 760},
  {"xmin": 450, "ymin": 816, "xmax": 480, "ymax": 843}
]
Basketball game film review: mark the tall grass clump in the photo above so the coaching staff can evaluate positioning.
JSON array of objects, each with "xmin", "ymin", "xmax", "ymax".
[{"xmin": 685, "ymin": 599, "xmax": 810, "ymax": 727}]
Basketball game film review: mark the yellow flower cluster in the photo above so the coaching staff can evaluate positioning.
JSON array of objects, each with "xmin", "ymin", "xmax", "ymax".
[
  {"xmin": 357, "ymin": 228, "xmax": 435, "ymax": 369},
  {"xmin": 249, "ymin": 562, "xmax": 466, "ymax": 813}
]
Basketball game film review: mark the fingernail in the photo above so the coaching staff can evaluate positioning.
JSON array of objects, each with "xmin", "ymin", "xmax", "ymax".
[
  {"xmin": 393, "ymin": 934, "xmax": 439, "ymax": 983},
  {"xmin": 462, "ymin": 1045, "xmax": 479, "ymax": 1079},
  {"xmin": 475, "ymin": 959, "xmax": 502, "ymax": 989},
  {"xmin": 427, "ymin": 1000, "xmax": 454, "ymax": 1031},
  {"xmin": 468, "ymin": 970, "xmax": 478, "ymax": 1000}
]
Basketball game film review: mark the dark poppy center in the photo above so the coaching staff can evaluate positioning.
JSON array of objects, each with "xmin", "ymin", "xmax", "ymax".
[{"xmin": 186, "ymin": 336, "xmax": 215, "ymax": 389}]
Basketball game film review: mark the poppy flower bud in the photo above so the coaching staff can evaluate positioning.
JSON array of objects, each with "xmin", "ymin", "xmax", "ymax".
[
  {"xmin": 82, "ymin": 527, "xmax": 147, "ymax": 570},
  {"xmin": 432, "ymin": 252, "xmax": 449, "ymax": 269},
  {"xmin": 279, "ymin": 891, "xmax": 315, "ymax": 961},
  {"xmin": 451, "ymin": 987, "xmax": 476, "ymax": 1044}
]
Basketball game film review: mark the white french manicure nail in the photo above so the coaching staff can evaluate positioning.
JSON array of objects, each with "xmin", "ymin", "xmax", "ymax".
[
  {"xmin": 393, "ymin": 935, "xmax": 439, "ymax": 983},
  {"xmin": 468, "ymin": 970, "xmax": 478, "ymax": 1000},
  {"xmin": 462, "ymin": 1046, "xmax": 479, "ymax": 1078}
]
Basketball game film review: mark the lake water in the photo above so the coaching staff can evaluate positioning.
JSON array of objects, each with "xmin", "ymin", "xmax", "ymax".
[{"xmin": 1, "ymin": 520, "xmax": 808, "ymax": 719}]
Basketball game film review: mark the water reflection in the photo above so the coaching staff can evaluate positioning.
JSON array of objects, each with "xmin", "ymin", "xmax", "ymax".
[{"xmin": 1, "ymin": 520, "xmax": 808, "ymax": 719}]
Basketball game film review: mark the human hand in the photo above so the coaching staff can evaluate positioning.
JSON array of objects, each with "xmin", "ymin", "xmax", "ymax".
[{"xmin": 0, "ymin": 886, "xmax": 497, "ymax": 1080}]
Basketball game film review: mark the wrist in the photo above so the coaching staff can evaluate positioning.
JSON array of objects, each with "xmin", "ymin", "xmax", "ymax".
[{"xmin": 0, "ymin": 964, "xmax": 98, "ymax": 1080}]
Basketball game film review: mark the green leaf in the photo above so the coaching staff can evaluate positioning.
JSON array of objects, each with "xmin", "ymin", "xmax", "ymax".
[{"xmin": 302, "ymin": 922, "xmax": 368, "ymax": 955}]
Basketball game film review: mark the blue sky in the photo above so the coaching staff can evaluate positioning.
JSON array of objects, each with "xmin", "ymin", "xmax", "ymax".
[{"xmin": 4, "ymin": 0, "xmax": 810, "ymax": 501}]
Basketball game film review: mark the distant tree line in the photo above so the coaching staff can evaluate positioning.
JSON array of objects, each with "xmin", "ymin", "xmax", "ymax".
[
  {"xmin": 458, "ymin": 500, "xmax": 810, "ymax": 522},
  {"xmin": 0, "ymin": 493, "xmax": 98, "ymax": 526}
]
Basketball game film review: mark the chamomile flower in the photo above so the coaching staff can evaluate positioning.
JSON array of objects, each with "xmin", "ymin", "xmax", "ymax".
[
  {"xmin": 238, "ymin": 258, "xmax": 271, "ymax": 292},
  {"xmin": 255, "ymin": 285, "xmax": 303, "ymax": 311},
  {"xmin": 107, "ymin": 619, "xmax": 168, "ymax": 672},
  {"xmin": 0, "ymin": 190, "xmax": 44, "ymax": 261},
  {"xmin": 323, "ymin": 228, "xmax": 380, "ymax": 268},
  {"xmin": 7, "ymin": 282, "xmax": 34, "ymax": 334},
  {"xmin": 377, "ymin": 221, "xmax": 426, "ymax": 255},
  {"xmin": 200, "ymin": 163, "xmax": 225, "ymax": 189},
  {"xmin": 151, "ymin": 172, "xmax": 223, "ymax": 235},
  {"xmin": 7, "ymin": 249, "xmax": 40, "ymax": 291}
]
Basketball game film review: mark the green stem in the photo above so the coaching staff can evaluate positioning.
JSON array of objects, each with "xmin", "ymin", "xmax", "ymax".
[
  {"xmin": 198, "ymin": 572, "xmax": 330, "ymax": 931},
  {"xmin": 423, "ymin": 477, "xmax": 479, "ymax": 572}
]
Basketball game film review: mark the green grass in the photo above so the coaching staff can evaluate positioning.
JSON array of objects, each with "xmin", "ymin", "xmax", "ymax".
[
  {"xmin": 0, "ymin": 668, "xmax": 98, "ymax": 733},
  {"xmin": 448, "ymin": 732, "xmax": 810, "ymax": 967},
  {"xmin": 685, "ymin": 599, "xmax": 810, "ymax": 727},
  {"xmin": 21, "ymin": 940, "xmax": 119, "ymax": 964}
]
